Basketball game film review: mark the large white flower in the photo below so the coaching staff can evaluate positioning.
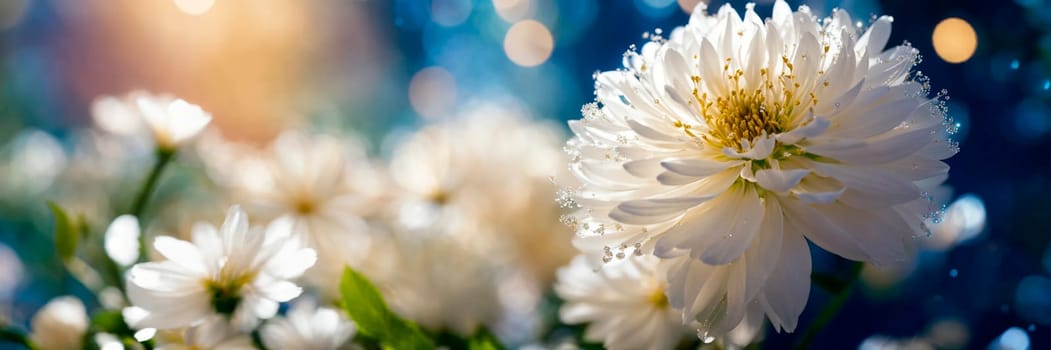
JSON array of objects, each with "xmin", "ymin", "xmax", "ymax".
[
  {"xmin": 563, "ymin": 0, "xmax": 956, "ymax": 339},
  {"xmin": 92, "ymin": 91, "xmax": 212, "ymax": 151},
  {"xmin": 555, "ymin": 255, "xmax": 685, "ymax": 350},
  {"xmin": 124, "ymin": 206, "xmax": 317, "ymax": 330},
  {"xmin": 29, "ymin": 296, "xmax": 88, "ymax": 350},
  {"xmin": 261, "ymin": 299, "xmax": 356, "ymax": 350}
]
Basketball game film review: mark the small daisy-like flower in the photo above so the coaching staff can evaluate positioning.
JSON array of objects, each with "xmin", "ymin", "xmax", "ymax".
[
  {"xmin": 261, "ymin": 299, "xmax": 356, "ymax": 350},
  {"xmin": 124, "ymin": 206, "xmax": 317, "ymax": 330},
  {"xmin": 555, "ymin": 255, "xmax": 685, "ymax": 350},
  {"xmin": 563, "ymin": 0, "xmax": 956, "ymax": 338},
  {"xmin": 215, "ymin": 131, "xmax": 382, "ymax": 264},
  {"xmin": 153, "ymin": 316, "xmax": 255, "ymax": 350},
  {"xmin": 92, "ymin": 91, "xmax": 212, "ymax": 151},
  {"xmin": 29, "ymin": 296, "xmax": 88, "ymax": 350}
]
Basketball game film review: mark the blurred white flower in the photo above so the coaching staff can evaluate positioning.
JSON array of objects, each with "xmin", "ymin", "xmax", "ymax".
[
  {"xmin": 92, "ymin": 91, "xmax": 212, "ymax": 151},
  {"xmin": 562, "ymin": 0, "xmax": 956, "ymax": 337},
  {"xmin": 261, "ymin": 299, "xmax": 356, "ymax": 350},
  {"xmin": 210, "ymin": 130, "xmax": 382, "ymax": 266},
  {"xmin": 104, "ymin": 214, "xmax": 141, "ymax": 267},
  {"xmin": 377, "ymin": 233, "xmax": 503, "ymax": 336},
  {"xmin": 0, "ymin": 129, "xmax": 67, "ymax": 197},
  {"xmin": 30, "ymin": 296, "xmax": 88, "ymax": 350},
  {"xmin": 124, "ymin": 206, "xmax": 316, "ymax": 330},
  {"xmin": 555, "ymin": 255, "xmax": 685, "ymax": 350},
  {"xmin": 389, "ymin": 103, "xmax": 575, "ymax": 284},
  {"xmin": 153, "ymin": 316, "xmax": 255, "ymax": 350}
]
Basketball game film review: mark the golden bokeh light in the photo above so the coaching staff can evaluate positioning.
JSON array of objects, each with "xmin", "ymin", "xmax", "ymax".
[
  {"xmin": 409, "ymin": 67, "xmax": 457, "ymax": 119},
  {"xmin": 932, "ymin": 17, "xmax": 977, "ymax": 64},
  {"xmin": 503, "ymin": 20, "xmax": 554, "ymax": 67}
]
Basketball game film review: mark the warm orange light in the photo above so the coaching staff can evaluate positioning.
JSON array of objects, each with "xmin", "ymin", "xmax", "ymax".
[
  {"xmin": 173, "ymin": 0, "xmax": 215, "ymax": 16},
  {"xmin": 932, "ymin": 17, "xmax": 977, "ymax": 64},
  {"xmin": 503, "ymin": 20, "xmax": 554, "ymax": 67}
]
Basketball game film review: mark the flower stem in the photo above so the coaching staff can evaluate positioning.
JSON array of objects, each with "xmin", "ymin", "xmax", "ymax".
[
  {"xmin": 793, "ymin": 261, "xmax": 864, "ymax": 350},
  {"xmin": 129, "ymin": 148, "xmax": 175, "ymax": 218},
  {"xmin": 129, "ymin": 148, "xmax": 175, "ymax": 261}
]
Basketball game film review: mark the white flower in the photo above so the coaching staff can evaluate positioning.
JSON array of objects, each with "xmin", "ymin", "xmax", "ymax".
[
  {"xmin": 153, "ymin": 316, "xmax": 255, "ymax": 350},
  {"xmin": 563, "ymin": 0, "xmax": 956, "ymax": 339},
  {"xmin": 555, "ymin": 255, "xmax": 685, "ymax": 350},
  {"xmin": 378, "ymin": 233, "xmax": 503, "ymax": 336},
  {"xmin": 261, "ymin": 299, "xmax": 356, "ymax": 350},
  {"xmin": 92, "ymin": 91, "xmax": 212, "ymax": 150},
  {"xmin": 389, "ymin": 103, "xmax": 575, "ymax": 284},
  {"xmin": 213, "ymin": 130, "xmax": 381, "ymax": 266},
  {"xmin": 124, "ymin": 205, "xmax": 317, "ymax": 330},
  {"xmin": 29, "ymin": 296, "xmax": 88, "ymax": 350}
]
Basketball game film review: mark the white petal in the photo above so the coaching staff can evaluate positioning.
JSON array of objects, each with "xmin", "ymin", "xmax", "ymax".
[
  {"xmin": 781, "ymin": 199, "xmax": 869, "ymax": 261},
  {"xmin": 616, "ymin": 196, "xmax": 714, "ymax": 217},
  {"xmin": 755, "ymin": 168, "xmax": 810, "ymax": 193},
  {"xmin": 661, "ymin": 158, "xmax": 743, "ymax": 177},
  {"xmin": 152, "ymin": 237, "xmax": 207, "ymax": 275},
  {"xmin": 104, "ymin": 215, "xmax": 140, "ymax": 267},
  {"xmin": 758, "ymin": 228, "xmax": 810, "ymax": 333},
  {"xmin": 776, "ymin": 117, "xmax": 830, "ymax": 144},
  {"xmin": 698, "ymin": 187, "xmax": 764, "ymax": 265},
  {"xmin": 722, "ymin": 135, "xmax": 775, "ymax": 160},
  {"xmin": 258, "ymin": 280, "xmax": 303, "ymax": 302}
]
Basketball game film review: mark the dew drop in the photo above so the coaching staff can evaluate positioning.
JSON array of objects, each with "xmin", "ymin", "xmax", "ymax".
[
  {"xmin": 1044, "ymin": 80, "xmax": 1050, "ymax": 91},
  {"xmin": 697, "ymin": 330, "xmax": 715, "ymax": 344},
  {"xmin": 1011, "ymin": 59, "xmax": 1020, "ymax": 70}
]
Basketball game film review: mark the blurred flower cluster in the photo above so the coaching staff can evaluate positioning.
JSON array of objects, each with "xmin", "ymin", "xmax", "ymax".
[{"xmin": 0, "ymin": 90, "xmax": 578, "ymax": 349}]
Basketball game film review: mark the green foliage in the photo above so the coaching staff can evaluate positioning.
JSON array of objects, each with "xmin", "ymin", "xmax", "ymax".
[
  {"xmin": 47, "ymin": 201, "xmax": 78, "ymax": 262},
  {"xmin": 339, "ymin": 266, "xmax": 434, "ymax": 350},
  {"xmin": 468, "ymin": 328, "xmax": 504, "ymax": 350}
]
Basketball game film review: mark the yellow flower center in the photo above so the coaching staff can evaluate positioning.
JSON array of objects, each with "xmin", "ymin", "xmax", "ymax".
[
  {"xmin": 704, "ymin": 87, "xmax": 785, "ymax": 149},
  {"xmin": 649, "ymin": 287, "xmax": 669, "ymax": 309},
  {"xmin": 293, "ymin": 197, "xmax": 316, "ymax": 214},
  {"xmin": 683, "ymin": 57, "xmax": 821, "ymax": 151}
]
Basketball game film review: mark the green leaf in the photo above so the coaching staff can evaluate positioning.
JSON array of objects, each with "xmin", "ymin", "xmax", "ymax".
[
  {"xmin": 47, "ymin": 201, "xmax": 78, "ymax": 262},
  {"xmin": 468, "ymin": 328, "xmax": 504, "ymax": 350},
  {"xmin": 90, "ymin": 310, "xmax": 132, "ymax": 335},
  {"xmin": 339, "ymin": 266, "xmax": 434, "ymax": 350}
]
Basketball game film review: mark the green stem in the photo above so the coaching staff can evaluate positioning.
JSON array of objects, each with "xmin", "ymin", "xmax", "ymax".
[
  {"xmin": 0, "ymin": 325, "xmax": 37, "ymax": 350},
  {"xmin": 129, "ymin": 149, "xmax": 175, "ymax": 218},
  {"xmin": 793, "ymin": 261, "xmax": 864, "ymax": 350},
  {"xmin": 129, "ymin": 148, "xmax": 175, "ymax": 261}
]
